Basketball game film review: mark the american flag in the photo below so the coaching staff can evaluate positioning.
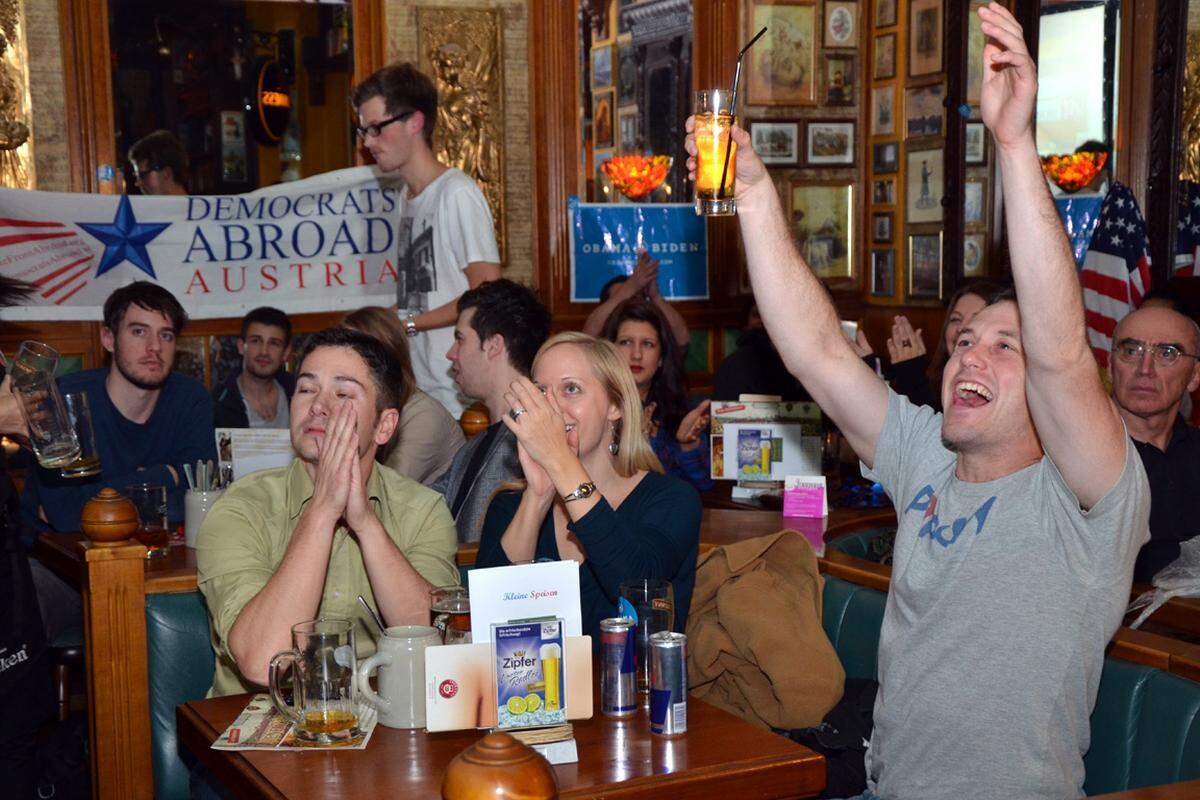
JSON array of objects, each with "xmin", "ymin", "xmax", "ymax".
[
  {"xmin": 1080, "ymin": 182, "xmax": 1151, "ymax": 369},
  {"xmin": 0, "ymin": 216, "xmax": 94, "ymax": 305},
  {"xmin": 1173, "ymin": 180, "xmax": 1200, "ymax": 277}
]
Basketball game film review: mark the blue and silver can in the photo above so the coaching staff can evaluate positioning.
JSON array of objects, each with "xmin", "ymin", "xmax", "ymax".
[
  {"xmin": 648, "ymin": 631, "xmax": 687, "ymax": 735},
  {"xmin": 600, "ymin": 616, "xmax": 637, "ymax": 717}
]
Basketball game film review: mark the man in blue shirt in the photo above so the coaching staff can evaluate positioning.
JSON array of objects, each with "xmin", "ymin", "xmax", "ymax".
[{"xmin": 22, "ymin": 281, "xmax": 216, "ymax": 534}]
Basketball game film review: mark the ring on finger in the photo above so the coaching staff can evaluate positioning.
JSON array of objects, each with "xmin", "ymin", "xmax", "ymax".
[
  {"xmin": 509, "ymin": 407, "xmax": 527, "ymax": 421},
  {"xmin": 902, "ymin": 339, "xmax": 912, "ymax": 347}
]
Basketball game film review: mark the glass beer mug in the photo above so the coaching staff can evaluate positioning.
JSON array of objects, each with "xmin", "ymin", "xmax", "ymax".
[{"xmin": 268, "ymin": 618, "xmax": 364, "ymax": 745}]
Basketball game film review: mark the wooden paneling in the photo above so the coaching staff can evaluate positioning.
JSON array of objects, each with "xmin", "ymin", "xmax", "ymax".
[
  {"xmin": 80, "ymin": 540, "xmax": 154, "ymax": 800},
  {"xmin": 58, "ymin": 0, "xmax": 118, "ymax": 194}
]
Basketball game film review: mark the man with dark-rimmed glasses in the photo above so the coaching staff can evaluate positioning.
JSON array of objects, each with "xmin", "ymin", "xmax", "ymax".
[
  {"xmin": 350, "ymin": 63, "xmax": 501, "ymax": 420},
  {"xmin": 1111, "ymin": 304, "xmax": 1200, "ymax": 581},
  {"xmin": 127, "ymin": 129, "xmax": 189, "ymax": 196}
]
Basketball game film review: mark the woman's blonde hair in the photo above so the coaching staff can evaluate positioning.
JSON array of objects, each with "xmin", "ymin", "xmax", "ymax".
[
  {"xmin": 534, "ymin": 332, "xmax": 662, "ymax": 477},
  {"xmin": 340, "ymin": 306, "xmax": 416, "ymax": 410}
]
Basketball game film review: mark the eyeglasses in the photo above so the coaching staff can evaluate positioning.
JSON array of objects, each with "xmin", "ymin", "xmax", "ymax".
[
  {"xmin": 354, "ymin": 110, "xmax": 416, "ymax": 140},
  {"xmin": 1112, "ymin": 339, "xmax": 1200, "ymax": 366},
  {"xmin": 133, "ymin": 164, "xmax": 162, "ymax": 183}
]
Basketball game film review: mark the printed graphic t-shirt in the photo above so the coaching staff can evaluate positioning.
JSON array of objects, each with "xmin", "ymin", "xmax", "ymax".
[
  {"xmin": 862, "ymin": 389, "xmax": 1149, "ymax": 800},
  {"xmin": 396, "ymin": 168, "xmax": 499, "ymax": 419}
]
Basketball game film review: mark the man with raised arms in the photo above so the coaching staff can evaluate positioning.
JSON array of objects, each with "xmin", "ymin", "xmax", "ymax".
[{"xmin": 686, "ymin": 5, "xmax": 1148, "ymax": 798}]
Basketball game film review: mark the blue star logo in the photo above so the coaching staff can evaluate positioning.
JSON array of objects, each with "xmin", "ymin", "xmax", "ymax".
[{"xmin": 77, "ymin": 195, "xmax": 171, "ymax": 279}]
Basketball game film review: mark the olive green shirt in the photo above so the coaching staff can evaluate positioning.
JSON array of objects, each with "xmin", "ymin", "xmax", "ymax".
[{"xmin": 196, "ymin": 458, "xmax": 460, "ymax": 697}]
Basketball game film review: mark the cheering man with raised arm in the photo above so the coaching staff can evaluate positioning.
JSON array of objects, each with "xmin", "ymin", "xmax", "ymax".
[{"xmin": 686, "ymin": 5, "xmax": 1148, "ymax": 799}]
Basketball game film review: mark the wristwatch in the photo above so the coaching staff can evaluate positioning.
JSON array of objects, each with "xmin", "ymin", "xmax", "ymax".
[
  {"xmin": 561, "ymin": 481, "xmax": 597, "ymax": 503},
  {"xmin": 404, "ymin": 313, "xmax": 418, "ymax": 338}
]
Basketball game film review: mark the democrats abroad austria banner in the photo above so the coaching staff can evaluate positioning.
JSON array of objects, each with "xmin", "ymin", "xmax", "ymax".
[
  {"xmin": 0, "ymin": 166, "xmax": 404, "ymax": 321},
  {"xmin": 568, "ymin": 196, "xmax": 708, "ymax": 302}
]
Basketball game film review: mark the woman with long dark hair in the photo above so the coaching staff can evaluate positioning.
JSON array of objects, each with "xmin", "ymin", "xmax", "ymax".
[{"xmin": 602, "ymin": 300, "xmax": 713, "ymax": 492}]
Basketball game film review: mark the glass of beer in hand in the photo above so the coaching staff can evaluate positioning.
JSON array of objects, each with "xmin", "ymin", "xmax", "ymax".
[
  {"xmin": 694, "ymin": 89, "xmax": 738, "ymax": 217},
  {"xmin": 430, "ymin": 585, "xmax": 471, "ymax": 644}
]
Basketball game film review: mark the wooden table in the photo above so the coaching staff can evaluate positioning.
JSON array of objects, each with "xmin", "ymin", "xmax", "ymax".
[
  {"xmin": 177, "ymin": 691, "xmax": 826, "ymax": 799},
  {"xmin": 35, "ymin": 506, "xmax": 889, "ymax": 800}
]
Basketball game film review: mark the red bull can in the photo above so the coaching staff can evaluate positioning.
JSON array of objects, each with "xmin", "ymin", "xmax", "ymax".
[
  {"xmin": 648, "ymin": 631, "xmax": 687, "ymax": 735},
  {"xmin": 600, "ymin": 617, "xmax": 637, "ymax": 717}
]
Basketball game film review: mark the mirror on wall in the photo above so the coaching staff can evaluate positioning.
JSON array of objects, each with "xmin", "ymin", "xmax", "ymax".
[
  {"xmin": 578, "ymin": 0, "xmax": 693, "ymax": 203},
  {"xmin": 1035, "ymin": 0, "xmax": 1119, "ymax": 162}
]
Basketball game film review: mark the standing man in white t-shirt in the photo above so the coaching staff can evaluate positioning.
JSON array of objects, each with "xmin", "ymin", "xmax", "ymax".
[{"xmin": 351, "ymin": 63, "xmax": 501, "ymax": 419}]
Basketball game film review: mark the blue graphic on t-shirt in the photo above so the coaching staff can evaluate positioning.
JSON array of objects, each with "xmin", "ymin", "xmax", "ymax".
[{"xmin": 904, "ymin": 485, "xmax": 997, "ymax": 548}]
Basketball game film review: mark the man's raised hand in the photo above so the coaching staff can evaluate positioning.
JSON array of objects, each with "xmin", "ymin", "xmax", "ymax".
[{"xmin": 979, "ymin": 2, "xmax": 1037, "ymax": 150}]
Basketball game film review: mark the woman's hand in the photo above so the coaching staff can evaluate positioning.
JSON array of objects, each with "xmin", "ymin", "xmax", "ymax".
[
  {"xmin": 675, "ymin": 399, "xmax": 711, "ymax": 452},
  {"xmin": 886, "ymin": 316, "xmax": 926, "ymax": 364},
  {"xmin": 633, "ymin": 250, "xmax": 661, "ymax": 297},
  {"xmin": 849, "ymin": 329, "xmax": 874, "ymax": 358},
  {"xmin": 516, "ymin": 441, "xmax": 556, "ymax": 499},
  {"xmin": 0, "ymin": 374, "xmax": 29, "ymax": 439},
  {"xmin": 501, "ymin": 377, "xmax": 576, "ymax": 473}
]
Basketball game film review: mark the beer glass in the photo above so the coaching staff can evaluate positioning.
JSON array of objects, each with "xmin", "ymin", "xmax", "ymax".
[
  {"xmin": 694, "ymin": 89, "xmax": 738, "ymax": 216},
  {"xmin": 430, "ymin": 585, "xmax": 471, "ymax": 644},
  {"xmin": 10, "ymin": 342, "xmax": 80, "ymax": 469},
  {"xmin": 60, "ymin": 391, "xmax": 101, "ymax": 478},
  {"xmin": 126, "ymin": 483, "xmax": 170, "ymax": 558},
  {"xmin": 619, "ymin": 578, "xmax": 674, "ymax": 693},
  {"xmin": 269, "ymin": 618, "xmax": 364, "ymax": 745}
]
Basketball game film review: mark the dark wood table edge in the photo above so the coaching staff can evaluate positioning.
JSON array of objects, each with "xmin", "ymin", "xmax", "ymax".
[
  {"xmin": 177, "ymin": 699, "xmax": 825, "ymax": 800},
  {"xmin": 177, "ymin": 702, "xmax": 289, "ymax": 800}
]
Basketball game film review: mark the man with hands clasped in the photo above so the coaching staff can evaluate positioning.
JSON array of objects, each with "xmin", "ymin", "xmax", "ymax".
[
  {"xmin": 475, "ymin": 333, "xmax": 700, "ymax": 639},
  {"xmin": 196, "ymin": 328, "xmax": 459, "ymax": 696},
  {"xmin": 687, "ymin": 5, "xmax": 1147, "ymax": 799}
]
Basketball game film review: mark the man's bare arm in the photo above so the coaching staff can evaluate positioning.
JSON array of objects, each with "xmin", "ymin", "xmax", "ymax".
[
  {"xmin": 407, "ymin": 261, "xmax": 501, "ymax": 331},
  {"xmin": 980, "ymin": 3, "xmax": 1125, "ymax": 508},
  {"xmin": 685, "ymin": 122, "xmax": 889, "ymax": 466}
]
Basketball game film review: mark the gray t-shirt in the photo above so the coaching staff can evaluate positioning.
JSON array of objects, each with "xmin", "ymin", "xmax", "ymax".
[
  {"xmin": 862, "ymin": 390, "xmax": 1149, "ymax": 800},
  {"xmin": 241, "ymin": 378, "xmax": 289, "ymax": 429}
]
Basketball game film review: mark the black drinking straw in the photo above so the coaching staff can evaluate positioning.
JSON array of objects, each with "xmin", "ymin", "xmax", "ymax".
[{"xmin": 717, "ymin": 26, "xmax": 769, "ymax": 199}]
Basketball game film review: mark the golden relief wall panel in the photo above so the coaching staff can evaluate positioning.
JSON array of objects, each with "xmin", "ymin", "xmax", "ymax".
[
  {"xmin": 21, "ymin": 0, "xmax": 66, "ymax": 190},
  {"xmin": 1182, "ymin": 29, "xmax": 1200, "ymax": 182},
  {"xmin": 386, "ymin": 0, "xmax": 532, "ymax": 284},
  {"xmin": 0, "ymin": 0, "xmax": 33, "ymax": 188},
  {"xmin": 416, "ymin": 6, "xmax": 507, "ymax": 262}
]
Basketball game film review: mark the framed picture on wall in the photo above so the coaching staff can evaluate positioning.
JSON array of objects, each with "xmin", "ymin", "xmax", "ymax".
[
  {"xmin": 617, "ymin": 39, "xmax": 638, "ymax": 104},
  {"xmin": 964, "ymin": 232, "xmax": 987, "ymax": 277},
  {"xmin": 875, "ymin": 0, "xmax": 897, "ymax": 28},
  {"xmin": 904, "ymin": 83, "xmax": 945, "ymax": 138},
  {"xmin": 871, "ymin": 85, "xmax": 894, "ymax": 136},
  {"xmin": 593, "ymin": 90, "xmax": 615, "ymax": 149},
  {"xmin": 908, "ymin": 232, "xmax": 944, "ymax": 299},
  {"xmin": 873, "ymin": 33, "xmax": 896, "ymax": 80},
  {"xmin": 790, "ymin": 181, "xmax": 855, "ymax": 279},
  {"xmin": 807, "ymin": 121, "xmax": 855, "ymax": 165},
  {"xmin": 873, "ymin": 141, "xmax": 898, "ymax": 173},
  {"xmin": 872, "ymin": 177, "xmax": 895, "ymax": 204},
  {"xmin": 824, "ymin": 1, "xmax": 858, "ymax": 49},
  {"xmin": 908, "ymin": 0, "xmax": 944, "ymax": 78},
  {"xmin": 967, "ymin": 0, "xmax": 987, "ymax": 104},
  {"xmin": 746, "ymin": 0, "xmax": 818, "ymax": 106},
  {"xmin": 591, "ymin": 45, "xmax": 614, "ymax": 90},
  {"xmin": 964, "ymin": 176, "xmax": 987, "ymax": 227},
  {"xmin": 965, "ymin": 122, "xmax": 987, "ymax": 164},
  {"xmin": 871, "ymin": 249, "xmax": 895, "ymax": 297},
  {"xmin": 824, "ymin": 54, "xmax": 856, "ymax": 106},
  {"xmin": 749, "ymin": 119, "xmax": 801, "ymax": 165},
  {"xmin": 906, "ymin": 147, "xmax": 944, "ymax": 223},
  {"xmin": 871, "ymin": 211, "xmax": 893, "ymax": 243},
  {"xmin": 618, "ymin": 107, "xmax": 639, "ymax": 153}
]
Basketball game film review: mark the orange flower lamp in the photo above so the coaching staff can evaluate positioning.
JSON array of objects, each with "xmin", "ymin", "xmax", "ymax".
[
  {"xmin": 1040, "ymin": 151, "xmax": 1108, "ymax": 194},
  {"xmin": 601, "ymin": 155, "xmax": 673, "ymax": 201}
]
